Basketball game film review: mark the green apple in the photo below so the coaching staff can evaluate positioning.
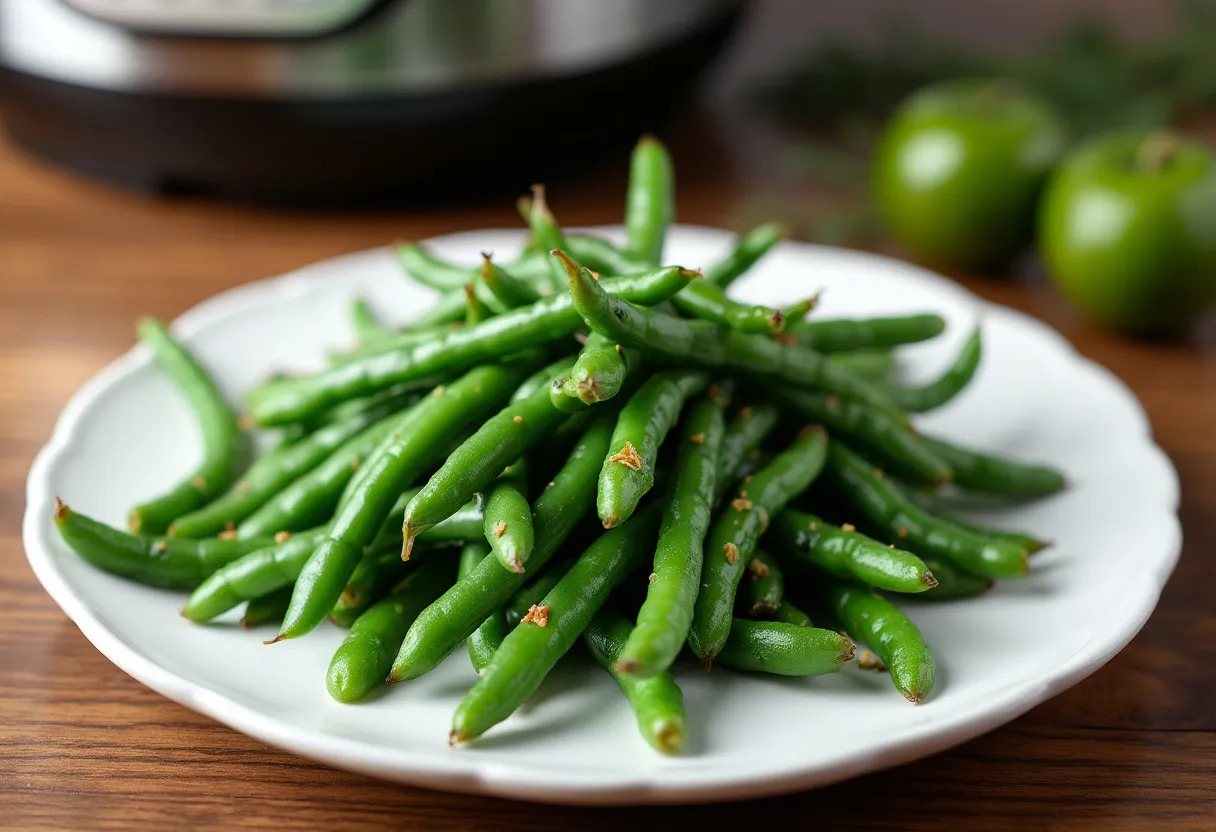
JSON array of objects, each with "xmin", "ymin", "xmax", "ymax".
[
  {"xmin": 1039, "ymin": 130, "xmax": 1216, "ymax": 336},
  {"xmin": 874, "ymin": 79, "xmax": 1065, "ymax": 270}
]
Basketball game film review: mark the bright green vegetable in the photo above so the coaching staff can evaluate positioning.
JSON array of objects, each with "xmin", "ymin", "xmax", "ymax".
[
  {"xmin": 128, "ymin": 318, "xmax": 242, "ymax": 534},
  {"xmin": 616, "ymin": 392, "xmax": 726, "ymax": 677},
  {"xmin": 825, "ymin": 443, "xmax": 1028, "ymax": 579},
  {"xmin": 716, "ymin": 619, "xmax": 855, "ymax": 676},
  {"xmin": 597, "ymin": 369, "xmax": 708, "ymax": 528},
  {"xmin": 921, "ymin": 435, "xmax": 1066, "ymax": 497},
  {"xmin": 689, "ymin": 427, "xmax": 829, "ymax": 665},
  {"xmin": 702, "ymin": 222, "xmax": 785, "ymax": 289},
  {"xmin": 624, "ymin": 135, "xmax": 675, "ymax": 266},
  {"xmin": 739, "ymin": 549, "xmax": 784, "ymax": 618},
  {"xmin": 585, "ymin": 608, "xmax": 687, "ymax": 754},
  {"xmin": 883, "ymin": 327, "xmax": 982, "ymax": 413},
  {"xmin": 769, "ymin": 509, "xmax": 937, "ymax": 593},
  {"xmin": 823, "ymin": 580, "xmax": 936, "ymax": 703},
  {"xmin": 788, "ymin": 314, "xmax": 946, "ymax": 353}
]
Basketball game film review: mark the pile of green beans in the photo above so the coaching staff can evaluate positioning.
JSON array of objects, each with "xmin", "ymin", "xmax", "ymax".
[{"xmin": 54, "ymin": 135, "xmax": 1067, "ymax": 757}]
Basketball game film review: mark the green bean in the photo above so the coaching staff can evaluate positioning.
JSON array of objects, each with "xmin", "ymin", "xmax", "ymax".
[
  {"xmin": 823, "ymin": 580, "xmax": 935, "ymax": 703},
  {"xmin": 404, "ymin": 289, "xmax": 469, "ymax": 330},
  {"xmin": 128, "ymin": 318, "xmax": 242, "ymax": 534},
  {"xmin": 739, "ymin": 549, "xmax": 784, "ymax": 618},
  {"xmin": 236, "ymin": 396, "xmax": 427, "ymax": 539},
  {"xmin": 828, "ymin": 349, "xmax": 896, "ymax": 382},
  {"xmin": 716, "ymin": 619, "xmax": 855, "ymax": 676},
  {"xmin": 395, "ymin": 242, "xmax": 479, "ymax": 291},
  {"xmin": 563, "ymin": 259, "xmax": 903, "ymax": 419},
  {"xmin": 462, "ymin": 283, "xmax": 493, "ymax": 325},
  {"xmin": 171, "ymin": 389, "xmax": 417, "ymax": 538},
  {"xmin": 450, "ymin": 501, "xmax": 664, "ymax": 744},
  {"xmin": 769, "ymin": 509, "xmax": 937, "ymax": 593},
  {"xmin": 912, "ymin": 557, "xmax": 994, "ymax": 600},
  {"xmin": 247, "ymin": 267, "xmax": 693, "ymax": 426},
  {"xmin": 902, "ymin": 486, "xmax": 1050, "ymax": 553},
  {"xmin": 55, "ymin": 499, "xmax": 274, "ymax": 590},
  {"xmin": 276, "ymin": 366, "xmax": 526, "ymax": 641},
  {"xmin": 884, "ymin": 328, "xmax": 982, "ymax": 413},
  {"xmin": 389, "ymin": 414, "xmax": 614, "ymax": 681},
  {"xmin": 921, "ymin": 435, "xmax": 1066, "ymax": 497},
  {"xmin": 616, "ymin": 392, "xmax": 726, "ymax": 677},
  {"xmin": 402, "ymin": 362, "xmax": 574, "ymax": 556},
  {"xmin": 764, "ymin": 386, "xmax": 951, "ymax": 484},
  {"xmin": 670, "ymin": 279, "xmax": 787, "ymax": 334},
  {"xmin": 564, "ymin": 235, "xmax": 645, "ymax": 276},
  {"xmin": 241, "ymin": 587, "xmax": 293, "ymax": 629},
  {"xmin": 789, "ymin": 314, "xmax": 947, "ymax": 353},
  {"xmin": 481, "ymin": 253, "xmax": 542, "ymax": 307},
  {"xmin": 458, "ymin": 542, "xmax": 504, "ymax": 673},
  {"xmin": 521, "ymin": 185, "xmax": 573, "ymax": 294},
  {"xmin": 550, "ymin": 334, "xmax": 631, "ymax": 412},
  {"xmin": 624, "ymin": 135, "xmax": 675, "ymax": 266},
  {"xmin": 597, "ymin": 369, "xmax": 708, "ymax": 528},
  {"xmin": 585, "ymin": 608, "xmax": 687, "ymax": 754},
  {"xmin": 783, "ymin": 294, "xmax": 820, "ymax": 324},
  {"xmin": 325, "ymin": 561, "xmax": 453, "ymax": 704},
  {"xmin": 349, "ymin": 298, "xmax": 392, "ymax": 346},
  {"xmin": 468, "ymin": 556, "xmax": 574, "ymax": 674},
  {"xmin": 689, "ymin": 427, "xmax": 829, "ymax": 665},
  {"xmin": 716, "ymin": 403, "xmax": 781, "ymax": 496},
  {"xmin": 483, "ymin": 470, "xmax": 534, "ymax": 575},
  {"xmin": 825, "ymin": 443, "xmax": 1028, "ymax": 579},
  {"xmin": 703, "ymin": 222, "xmax": 785, "ymax": 289},
  {"xmin": 773, "ymin": 601, "xmax": 813, "ymax": 627}
]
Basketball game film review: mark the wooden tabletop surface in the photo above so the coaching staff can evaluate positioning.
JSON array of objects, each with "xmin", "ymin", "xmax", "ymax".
[{"xmin": 3, "ymin": 98, "xmax": 1215, "ymax": 829}]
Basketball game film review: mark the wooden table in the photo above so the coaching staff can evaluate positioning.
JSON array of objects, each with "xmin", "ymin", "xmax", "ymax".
[{"xmin": 3, "ymin": 108, "xmax": 1214, "ymax": 830}]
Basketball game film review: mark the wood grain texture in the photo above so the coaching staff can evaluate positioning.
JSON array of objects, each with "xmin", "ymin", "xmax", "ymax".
[{"xmin": 3, "ymin": 104, "xmax": 1215, "ymax": 830}]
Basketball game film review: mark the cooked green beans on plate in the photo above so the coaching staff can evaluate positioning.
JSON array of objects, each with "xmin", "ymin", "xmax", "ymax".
[{"xmin": 52, "ymin": 135, "xmax": 1066, "ymax": 756}]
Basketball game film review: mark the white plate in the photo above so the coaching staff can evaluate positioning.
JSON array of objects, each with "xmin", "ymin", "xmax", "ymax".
[{"xmin": 24, "ymin": 226, "xmax": 1181, "ymax": 805}]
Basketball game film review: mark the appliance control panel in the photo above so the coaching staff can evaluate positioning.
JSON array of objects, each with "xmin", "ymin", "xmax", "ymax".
[{"xmin": 60, "ymin": 0, "xmax": 383, "ymax": 37}]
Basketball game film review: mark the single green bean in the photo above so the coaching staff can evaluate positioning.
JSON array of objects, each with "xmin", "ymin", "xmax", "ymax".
[
  {"xmin": 585, "ymin": 608, "xmax": 687, "ymax": 754},
  {"xmin": 597, "ymin": 369, "xmax": 708, "ymax": 528},
  {"xmin": 483, "ymin": 472, "xmax": 534, "ymax": 574},
  {"xmin": 247, "ymin": 267, "xmax": 693, "ymax": 426},
  {"xmin": 350, "ymin": 299, "xmax": 392, "ymax": 346},
  {"xmin": 128, "ymin": 318, "xmax": 242, "ymax": 534},
  {"xmin": 921, "ymin": 435, "xmax": 1066, "ymax": 497},
  {"xmin": 716, "ymin": 619, "xmax": 855, "ymax": 676},
  {"xmin": 563, "ymin": 258, "xmax": 902, "ymax": 419},
  {"xmin": 671, "ymin": 279, "xmax": 786, "ymax": 334},
  {"xmin": 450, "ymin": 501, "xmax": 663, "ymax": 744},
  {"xmin": 739, "ymin": 549, "xmax": 784, "ymax": 618},
  {"xmin": 171, "ymin": 388, "xmax": 417, "ymax": 538},
  {"xmin": 769, "ymin": 509, "xmax": 937, "ymax": 593},
  {"xmin": 395, "ymin": 242, "xmax": 480, "ymax": 291},
  {"xmin": 782, "ymin": 294, "xmax": 820, "ymax": 323},
  {"xmin": 826, "ymin": 443, "xmax": 1028, "ymax": 579},
  {"xmin": 689, "ymin": 426, "xmax": 829, "ymax": 665},
  {"xmin": 325, "ymin": 560, "xmax": 454, "ymax": 703},
  {"xmin": 522, "ymin": 185, "xmax": 573, "ymax": 294},
  {"xmin": 884, "ymin": 328, "xmax": 982, "ymax": 413},
  {"xmin": 773, "ymin": 601, "xmax": 813, "ymax": 627},
  {"xmin": 481, "ymin": 253, "xmax": 542, "ymax": 307},
  {"xmin": 764, "ymin": 386, "xmax": 951, "ymax": 484},
  {"xmin": 828, "ymin": 349, "xmax": 896, "ymax": 382},
  {"xmin": 616, "ymin": 392, "xmax": 726, "ymax": 677},
  {"xmin": 277, "ymin": 366, "xmax": 526, "ymax": 641},
  {"xmin": 823, "ymin": 580, "xmax": 935, "ymax": 703},
  {"xmin": 703, "ymin": 223, "xmax": 785, "ymax": 288},
  {"xmin": 463, "ymin": 283, "xmax": 493, "ymax": 325},
  {"xmin": 55, "ymin": 499, "xmax": 274, "ymax": 590},
  {"xmin": 389, "ymin": 414, "xmax": 614, "ymax": 681},
  {"xmin": 402, "ymin": 362, "xmax": 574, "ymax": 555},
  {"xmin": 624, "ymin": 135, "xmax": 675, "ymax": 266},
  {"xmin": 241, "ymin": 586, "xmax": 294, "ymax": 629},
  {"xmin": 715, "ymin": 403, "xmax": 781, "ymax": 496},
  {"xmin": 789, "ymin": 314, "xmax": 947, "ymax": 353},
  {"xmin": 911, "ymin": 557, "xmax": 994, "ymax": 600},
  {"xmin": 550, "ymin": 333, "xmax": 631, "ymax": 412}
]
